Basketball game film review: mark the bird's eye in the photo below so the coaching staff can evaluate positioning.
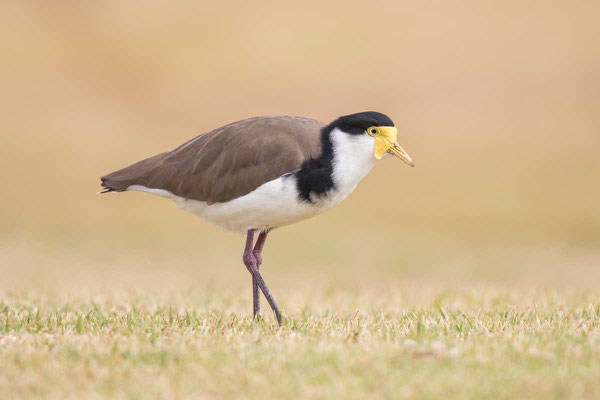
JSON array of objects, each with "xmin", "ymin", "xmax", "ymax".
[{"xmin": 368, "ymin": 127, "xmax": 379, "ymax": 136}]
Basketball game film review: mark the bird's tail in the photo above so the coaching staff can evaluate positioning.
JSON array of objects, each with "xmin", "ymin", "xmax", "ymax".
[
  {"xmin": 99, "ymin": 152, "xmax": 167, "ymax": 195},
  {"xmin": 98, "ymin": 180, "xmax": 116, "ymax": 194}
]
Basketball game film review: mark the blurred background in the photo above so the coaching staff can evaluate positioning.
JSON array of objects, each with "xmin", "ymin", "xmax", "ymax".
[{"xmin": 1, "ymin": 1, "xmax": 599, "ymax": 306}]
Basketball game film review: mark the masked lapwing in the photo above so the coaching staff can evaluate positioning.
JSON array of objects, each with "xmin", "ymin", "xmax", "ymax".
[{"xmin": 100, "ymin": 111, "xmax": 414, "ymax": 325}]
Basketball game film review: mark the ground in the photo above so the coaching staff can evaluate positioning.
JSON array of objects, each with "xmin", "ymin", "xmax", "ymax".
[
  {"xmin": 1, "ymin": 229, "xmax": 599, "ymax": 399},
  {"xmin": 2, "ymin": 288, "xmax": 600, "ymax": 399}
]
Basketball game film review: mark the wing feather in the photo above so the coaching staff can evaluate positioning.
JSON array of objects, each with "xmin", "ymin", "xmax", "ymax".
[{"xmin": 101, "ymin": 116, "xmax": 324, "ymax": 204}]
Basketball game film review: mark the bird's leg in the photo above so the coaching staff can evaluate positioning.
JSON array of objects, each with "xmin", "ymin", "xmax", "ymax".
[
  {"xmin": 243, "ymin": 229, "xmax": 282, "ymax": 326},
  {"xmin": 243, "ymin": 229, "xmax": 258, "ymax": 318},
  {"xmin": 252, "ymin": 278, "xmax": 260, "ymax": 320},
  {"xmin": 251, "ymin": 231, "xmax": 268, "ymax": 319}
]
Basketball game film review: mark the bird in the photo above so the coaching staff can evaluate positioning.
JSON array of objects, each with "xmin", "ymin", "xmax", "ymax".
[{"xmin": 100, "ymin": 111, "xmax": 414, "ymax": 325}]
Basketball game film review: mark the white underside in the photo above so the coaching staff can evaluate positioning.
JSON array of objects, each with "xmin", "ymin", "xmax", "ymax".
[
  {"xmin": 128, "ymin": 128, "xmax": 379, "ymax": 233},
  {"xmin": 130, "ymin": 175, "xmax": 322, "ymax": 233}
]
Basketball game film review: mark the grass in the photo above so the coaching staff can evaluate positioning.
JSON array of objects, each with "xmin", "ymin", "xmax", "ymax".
[
  {"xmin": 2, "ymin": 286, "xmax": 600, "ymax": 399},
  {"xmin": 1, "ymin": 230, "xmax": 600, "ymax": 399},
  {"xmin": 1, "ymin": 213, "xmax": 599, "ymax": 399}
]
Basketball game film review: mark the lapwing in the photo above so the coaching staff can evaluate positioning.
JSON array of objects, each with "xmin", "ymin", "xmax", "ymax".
[{"xmin": 100, "ymin": 111, "xmax": 414, "ymax": 325}]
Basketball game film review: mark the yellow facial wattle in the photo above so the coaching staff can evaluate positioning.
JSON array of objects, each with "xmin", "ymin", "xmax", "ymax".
[{"xmin": 367, "ymin": 126, "xmax": 414, "ymax": 166}]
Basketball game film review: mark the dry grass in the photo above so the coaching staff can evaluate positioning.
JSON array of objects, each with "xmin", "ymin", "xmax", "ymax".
[
  {"xmin": 2, "ymin": 234, "xmax": 600, "ymax": 399},
  {"xmin": 2, "ymin": 287, "xmax": 600, "ymax": 399}
]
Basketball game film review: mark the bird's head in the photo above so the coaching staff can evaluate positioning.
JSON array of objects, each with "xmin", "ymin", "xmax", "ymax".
[{"xmin": 326, "ymin": 111, "xmax": 414, "ymax": 167}]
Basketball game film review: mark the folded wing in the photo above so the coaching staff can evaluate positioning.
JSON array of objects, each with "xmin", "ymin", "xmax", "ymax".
[{"xmin": 101, "ymin": 116, "xmax": 324, "ymax": 204}]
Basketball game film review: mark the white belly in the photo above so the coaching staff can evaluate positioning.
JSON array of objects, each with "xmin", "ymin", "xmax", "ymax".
[
  {"xmin": 130, "ymin": 174, "xmax": 333, "ymax": 233},
  {"xmin": 176, "ymin": 174, "xmax": 324, "ymax": 232}
]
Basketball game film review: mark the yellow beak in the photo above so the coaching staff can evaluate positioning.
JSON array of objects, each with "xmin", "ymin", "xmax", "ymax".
[{"xmin": 374, "ymin": 126, "xmax": 415, "ymax": 167}]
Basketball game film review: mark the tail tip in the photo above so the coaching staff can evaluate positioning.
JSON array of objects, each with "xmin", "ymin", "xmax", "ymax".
[{"xmin": 99, "ymin": 178, "xmax": 116, "ymax": 194}]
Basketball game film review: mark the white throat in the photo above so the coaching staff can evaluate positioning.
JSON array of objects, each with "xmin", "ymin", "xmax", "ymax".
[{"xmin": 326, "ymin": 127, "xmax": 378, "ymax": 206}]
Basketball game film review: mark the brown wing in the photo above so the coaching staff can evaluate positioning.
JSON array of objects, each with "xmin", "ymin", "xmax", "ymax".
[{"xmin": 101, "ymin": 116, "xmax": 325, "ymax": 204}]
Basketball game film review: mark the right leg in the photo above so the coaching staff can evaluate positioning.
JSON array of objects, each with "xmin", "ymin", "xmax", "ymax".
[{"xmin": 251, "ymin": 231, "xmax": 268, "ymax": 319}]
